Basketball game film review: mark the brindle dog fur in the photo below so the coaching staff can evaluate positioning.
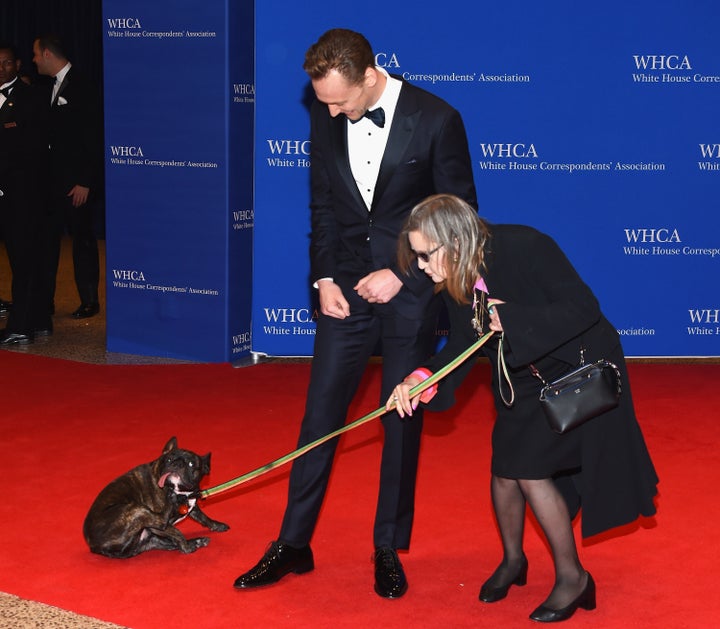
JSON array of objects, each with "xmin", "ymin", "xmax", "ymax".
[{"xmin": 83, "ymin": 437, "xmax": 229, "ymax": 558}]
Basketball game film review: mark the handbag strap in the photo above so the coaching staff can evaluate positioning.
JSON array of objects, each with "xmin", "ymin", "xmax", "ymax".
[
  {"xmin": 529, "ymin": 343, "xmax": 586, "ymax": 385},
  {"xmin": 497, "ymin": 334, "xmax": 515, "ymax": 407}
]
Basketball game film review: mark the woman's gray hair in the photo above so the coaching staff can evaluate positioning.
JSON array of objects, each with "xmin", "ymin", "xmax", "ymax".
[{"xmin": 398, "ymin": 194, "xmax": 490, "ymax": 303}]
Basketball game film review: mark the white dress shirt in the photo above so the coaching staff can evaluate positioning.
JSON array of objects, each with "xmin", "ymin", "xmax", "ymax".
[
  {"xmin": 52, "ymin": 62, "xmax": 72, "ymax": 103},
  {"xmin": 347, "ymin": 67, "xmax": 401, "ymax": 210}
]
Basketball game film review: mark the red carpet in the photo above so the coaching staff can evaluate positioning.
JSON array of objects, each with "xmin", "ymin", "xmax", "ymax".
[{"xmin": 1, "ymin": 351, "xmax": 718, "ymax": 628}]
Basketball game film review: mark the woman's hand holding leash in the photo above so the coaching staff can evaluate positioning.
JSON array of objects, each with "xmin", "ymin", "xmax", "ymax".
[
  {"xmin": 487, "ymin": 299, "xmax": 505, "ymax": 333},
  {"xmin": 387, "ymin": 305, "xmax": 504, "ymax": 419},
  {"xmin": 387, "ymin": 376, "xmax": 422, "ymax": 418}
]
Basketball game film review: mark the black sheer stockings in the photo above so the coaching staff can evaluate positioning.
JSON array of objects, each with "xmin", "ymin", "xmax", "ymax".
[{"xmin": 487, "ymin": 475, "xmax": 587, "ymax": 609}]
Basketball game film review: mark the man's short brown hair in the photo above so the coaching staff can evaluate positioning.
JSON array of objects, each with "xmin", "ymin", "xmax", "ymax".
[{"xmin": 303, "ymin": 28, "xmax": 375, "ymax": 85}]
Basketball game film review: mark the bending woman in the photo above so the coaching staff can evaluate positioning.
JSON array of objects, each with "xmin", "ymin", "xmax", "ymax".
[{"xmin": 388, "ymin": 194, "xmax": 658, "ymax": 623}]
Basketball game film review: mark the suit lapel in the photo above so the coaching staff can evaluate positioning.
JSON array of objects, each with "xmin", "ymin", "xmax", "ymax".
[
  {"xmin": 0, "ymin": 100, "xmax": 11, "ymax": 122},
  {"xmin": 0, "ymin": 95, "xmax": 11, "ymax": 117},
  {"xmin": 372, "ymin": 83, "xmax": 420, "ymax": 211},
  {"xmin": 53, "ymin": 70, "xmax": 70, "ymax": 106},
  {"xmin": 330, "ymin": 112, "xmax": 368, "ymax": 212},
  {"xmin": 0, "ymin": 79, "xmax": 18, "ymax": 116}
]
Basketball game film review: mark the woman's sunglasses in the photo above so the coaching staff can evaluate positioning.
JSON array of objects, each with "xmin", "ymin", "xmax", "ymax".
[{"xmin": 415, "ymin": 243, "xmax": 444, "ymax": 263}]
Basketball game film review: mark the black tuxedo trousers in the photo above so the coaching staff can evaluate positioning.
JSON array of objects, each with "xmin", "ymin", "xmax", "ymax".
[{"xmin": 279, "ymin": 287, "xmax": 440, "ymax": 549}]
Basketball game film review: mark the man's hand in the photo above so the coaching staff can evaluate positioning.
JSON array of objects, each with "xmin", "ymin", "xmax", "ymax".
[
  {"xmin": 318, "ymin": 280, "xmax": 350, "ymax": 319},
  {"xmin": 67, "ymin": 185, "xmax": 90, "ymax": 208},
  {"xmin": 354, "ymin": 269, "xmax": 402, "ymax": 304}
]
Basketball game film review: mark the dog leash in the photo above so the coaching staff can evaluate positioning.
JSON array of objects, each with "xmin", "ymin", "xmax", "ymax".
[{"xmin": 200, "ymin": 331, "xmax": 494, "ymax": 500}]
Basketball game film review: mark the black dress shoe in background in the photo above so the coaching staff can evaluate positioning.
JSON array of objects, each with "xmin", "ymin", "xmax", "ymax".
[
  {"xmin": 529, "ymin": 572, "xmax": 596, "ymax": 623},
  {"xmin": 71, "ymin": 303, "xmax": 100, "ymax": 319},
  {"xmin": 0, "ymin": 299, "xmax": 12, "ymax": 316},
  {"xmin": 0, "ymin": 330, "xmax": 34, "ymax": 345},
  {"xmin": 373, "ymin": 547, "xmax": 408, "ymax": 598},
  {"xmin": 233, "ymin": 541, "xmax": 314, "ymax": 589}
]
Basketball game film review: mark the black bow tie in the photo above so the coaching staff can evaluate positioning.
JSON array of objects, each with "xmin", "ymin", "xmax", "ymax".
[
  {"xmin": 351, "ymin": 107, "xmax": 385, "ymax": 128},
  {"xmin": 1, "ymin": 85, "xmax": 13, "ymax": 98}
]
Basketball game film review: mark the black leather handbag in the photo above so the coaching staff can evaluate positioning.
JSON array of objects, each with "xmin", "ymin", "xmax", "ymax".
[{"xmin": 530, "ymin": 348, "xmax": 622, "ymax": 434}]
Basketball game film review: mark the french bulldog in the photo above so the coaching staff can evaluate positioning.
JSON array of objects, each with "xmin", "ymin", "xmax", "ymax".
[{"xmin": 83, "ymin": 436, "xmax": 229, "ymax": 558}]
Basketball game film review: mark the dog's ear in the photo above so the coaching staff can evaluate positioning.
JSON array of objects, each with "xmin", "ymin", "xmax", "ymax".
[
  {"xmin": 200, "ymin": 453, "xmax": 211, "ymax": 476},
  {"xmin": 163, "ymin": 437, "xmax": 178, "ymax": 454}
]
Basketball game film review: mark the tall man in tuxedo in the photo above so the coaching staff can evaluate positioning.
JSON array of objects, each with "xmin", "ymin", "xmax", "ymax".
[
  {"xmin": 0, "ymin": 43, "xmax": 52, "ymax": 345},
  {"xmin": 234, "ymin": 29, "xmax": 477, "ymax": 598},
  {"xmin": 32, "ymin": 34, "xmax": 102, "ymax": 319}
]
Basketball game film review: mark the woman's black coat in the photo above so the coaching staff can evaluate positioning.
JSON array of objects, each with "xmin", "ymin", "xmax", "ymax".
[{"xmin": 423, "ymin": 224, "xmax": 658, "ymax": 538}]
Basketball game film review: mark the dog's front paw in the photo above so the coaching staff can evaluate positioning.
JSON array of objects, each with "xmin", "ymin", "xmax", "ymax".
[
  {"xmin": 181, "ymin": 536, "xmax": 211, "ymax": 553},
  {"xmin": 209, "ymin": 520, "xmax": 230, "ymax": 532}
]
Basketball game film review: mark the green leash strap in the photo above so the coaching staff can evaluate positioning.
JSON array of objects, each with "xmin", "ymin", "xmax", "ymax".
[{"xmin": 201, "ymin": 330, "xmax": 494, "ymax": 499}]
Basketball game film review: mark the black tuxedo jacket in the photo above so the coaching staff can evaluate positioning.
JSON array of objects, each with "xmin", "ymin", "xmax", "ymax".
[
  {"xmin": 308, "ymin": 78, "xmax": 477, "ymax": 317},
  {"xmin": 48, "ymin": 68, "xmax": 102, "ymax": 195},
  {"xmin": 0, "ymin": 79, "xmax": 49, "ymax": 186}
]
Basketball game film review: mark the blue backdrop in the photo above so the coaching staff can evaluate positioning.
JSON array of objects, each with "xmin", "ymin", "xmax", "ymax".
[
  {"xmin": 252, "ymin": 0, "xmax": 720, "ymax": 358},
  {"xmin": 103, "ymin": 0, "xmax": 254, "ymax": 362}
]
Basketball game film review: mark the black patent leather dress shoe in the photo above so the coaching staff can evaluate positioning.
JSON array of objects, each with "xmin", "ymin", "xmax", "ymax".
[
  {"xmin": 72, "ymin": 303, "xmax": 100, "ymax": 319},
  {"xmin": 233, "ymin": 541, "xmax": 314, "ymax": 589},
  {"xmin": 479, "ymin": 556, "xmax": 528, "ymax": 602},
  {"xmin": 0, "ymin": 330, "xmax": 34, "ymax": 345},
  {"xmin": 529, "ymin": 572, "xmax": 596, "ymax": 623},
  {"xmin": 0, "ymin": 299, "xmax": 11, "ymax": 316},
  {"xmin": 35, "ymin": 327, "xmax": 53, "ymax": 337},
  {"xmin": 373, "ymin": 547, "xmax": 408, "ymax": 598}
]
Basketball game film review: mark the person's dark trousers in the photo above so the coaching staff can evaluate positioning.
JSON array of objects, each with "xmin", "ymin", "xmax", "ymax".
[
  {"xmin": 46, "ymin": 193, "xmax": 100, "ymax": 309},
  {"xmin": 279, "ymin": 284, "xmax": 439, "ymax": 550},
  {"xmin": 0, "ymin": 180, "xmax": 52, "ymax": 334}
]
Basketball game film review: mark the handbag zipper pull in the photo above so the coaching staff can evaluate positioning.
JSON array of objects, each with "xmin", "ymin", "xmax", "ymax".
[{"xmin": 529, "ymin": 364, "xmax": 548, "ymax": 386}]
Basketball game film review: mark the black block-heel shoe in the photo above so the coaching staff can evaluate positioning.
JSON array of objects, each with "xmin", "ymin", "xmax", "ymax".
[
  {"xmin": 479, "ymin": 556, "xmax": 529, "ymax": 603},
  {"xmin": 529, "ymin": 572, "xmax": 596, "ymax": 623}
]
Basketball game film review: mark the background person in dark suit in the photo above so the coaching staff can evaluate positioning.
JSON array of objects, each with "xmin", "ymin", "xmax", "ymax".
[
  {"xmin": 0, "ymin": 42, "xmax": 52, "ymax": 345},
  {"xmin": 234, "ymin": 28, "xmax": 477, "ymax": 598},
  {"xmin": 32, "ymin": 34, "xmax": 102, "ymax": 319},
  {"xmin": 0, "ymin": 45, "xmax": 16, "ymax": 318}
]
